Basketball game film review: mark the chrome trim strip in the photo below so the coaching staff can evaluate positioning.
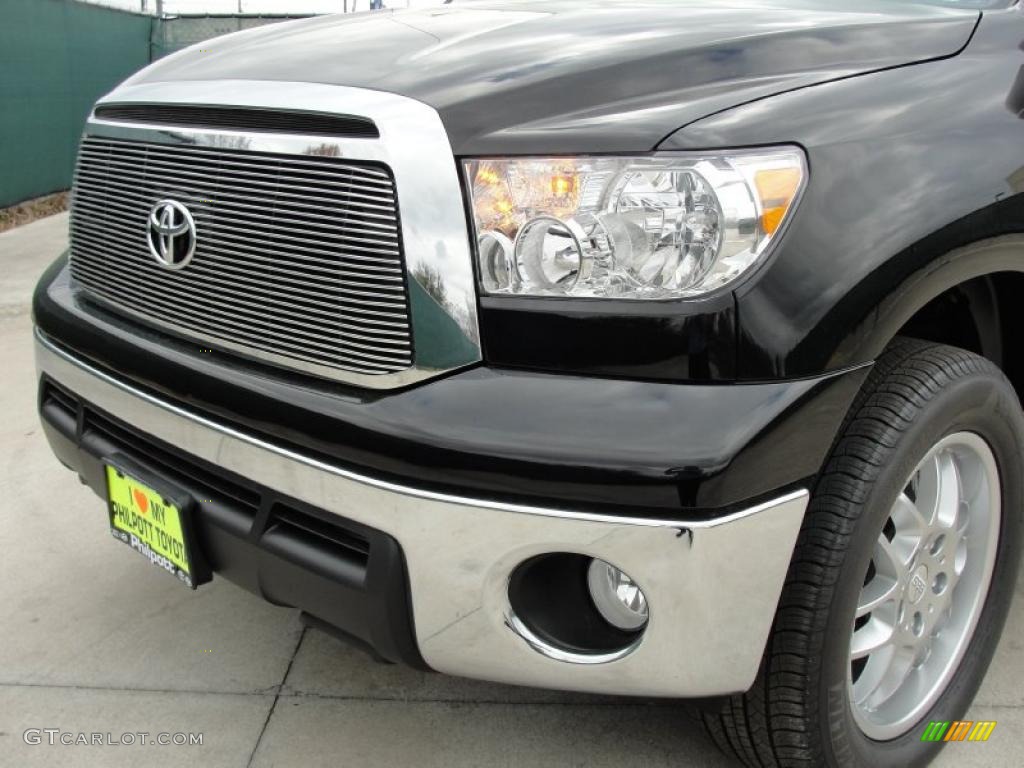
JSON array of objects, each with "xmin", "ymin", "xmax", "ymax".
[
  {"xmin": 77, "ymin": 80, "xmax": 482, "ymax": 389},
  {"xmin": 36, "ymin": 329, "xmax": 808, "ymax": 697},
  {"xmin": 504, "ymin": 612, "xmax": 643, "ymax": 666}
]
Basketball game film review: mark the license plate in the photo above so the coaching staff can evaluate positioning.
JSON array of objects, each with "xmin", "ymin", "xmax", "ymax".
[{"xmin": 105, "ymin": 463, "xmax": 200, "ymax": 589}]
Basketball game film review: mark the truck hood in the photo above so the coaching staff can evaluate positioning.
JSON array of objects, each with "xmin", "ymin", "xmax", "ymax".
[{"xmin": 126, "ymin": 0, "xmax": 979, "ymax": 154}]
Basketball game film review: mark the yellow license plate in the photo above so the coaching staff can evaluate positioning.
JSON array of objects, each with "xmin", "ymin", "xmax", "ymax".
[{"xmin": 106, "ymin": 465, "xmax": 197, "ymax": 588}]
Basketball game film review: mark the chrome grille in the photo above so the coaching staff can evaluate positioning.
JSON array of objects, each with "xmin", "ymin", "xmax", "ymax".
[{"xmin": 69, "ymin": 136, "xmax": 413, "ymax": 379}]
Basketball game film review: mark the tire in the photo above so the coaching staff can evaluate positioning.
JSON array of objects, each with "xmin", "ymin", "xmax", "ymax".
[{"xmin": 699, "ymin": 338, "xmax": 1024, "ymax": 767}]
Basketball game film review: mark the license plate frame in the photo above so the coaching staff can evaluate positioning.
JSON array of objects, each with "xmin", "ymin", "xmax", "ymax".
[{"xmin": 104, "ymin": 456, "xmax": 210, "ymax": 589}]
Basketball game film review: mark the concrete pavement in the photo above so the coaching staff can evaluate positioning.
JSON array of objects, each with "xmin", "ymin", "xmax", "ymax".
[{"xmin": 0, "ymin": 213, "xmax": 1020, "ymax": 767}]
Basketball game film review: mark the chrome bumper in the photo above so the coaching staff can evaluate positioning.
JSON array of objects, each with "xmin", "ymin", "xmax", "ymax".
[{"xmin": 35, "ymin": 330, "xmax": 808, "ymax": 698}]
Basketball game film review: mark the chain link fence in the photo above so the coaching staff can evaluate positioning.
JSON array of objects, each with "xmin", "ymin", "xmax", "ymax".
[
  {"xmin": 151, "ymin": 14, "xmax": 311, "ymax": 58},
  {"xmin": 81, "ymin": 3, "xmax": 316, "ymax": 60},
  {"xmin": 3, "ymin": 0, "xmax": 423, "ymax": 207},
  {"xmin": 77, "ymin": 1, "xmax": 420, "ymax": 18},
  {"xmin": 2, "ymin": 0, "xmax": 153, "ymax": 207}
]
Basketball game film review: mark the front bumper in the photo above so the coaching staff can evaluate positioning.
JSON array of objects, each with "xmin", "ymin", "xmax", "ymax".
[{"xmin": 36, "ymin": 329, "xmax": 808, "ymax": 697}]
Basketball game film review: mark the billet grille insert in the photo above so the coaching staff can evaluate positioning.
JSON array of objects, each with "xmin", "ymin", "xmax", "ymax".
[{"xmin": 69, "ymin": 136, "xmax": 413, "ymax": 379}]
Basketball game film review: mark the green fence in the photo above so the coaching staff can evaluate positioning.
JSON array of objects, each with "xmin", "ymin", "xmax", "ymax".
[
  {"xmin": 151, "ymin": 14, "xmax": 306, "ymax": 60},
  {"xmin": 0, "ymin": 0, "xmax": 151, "ymax": 207},
  {"xmin": 0, "ymin": 1, "xmax": 308, "ymax": 208}
]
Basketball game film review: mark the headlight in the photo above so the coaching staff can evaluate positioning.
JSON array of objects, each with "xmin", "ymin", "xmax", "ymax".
[{"xmin": 463, "ymin": 148, "xmax": 806, "ymax": 300}]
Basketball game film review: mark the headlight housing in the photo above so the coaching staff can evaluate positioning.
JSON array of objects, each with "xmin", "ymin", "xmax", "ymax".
[{"xmin": 463, "ymin": 148, "xmax": 806, "ymax": 300}]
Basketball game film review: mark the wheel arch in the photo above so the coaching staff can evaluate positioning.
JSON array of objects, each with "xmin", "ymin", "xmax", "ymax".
[{"xmin": 853, "ymin": 236, "xmax": 1024, "ymax": 397}]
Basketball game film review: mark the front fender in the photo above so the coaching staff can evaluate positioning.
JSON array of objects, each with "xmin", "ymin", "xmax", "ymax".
[{"xmin": 664, "ymin": 6, "xmax": 1024, "ymax": 379}]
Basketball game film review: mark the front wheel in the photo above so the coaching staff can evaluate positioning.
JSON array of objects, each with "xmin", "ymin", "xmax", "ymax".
[{"xmin": 701, "ymin": 338, "xmax": 1024, "ymax": 767}]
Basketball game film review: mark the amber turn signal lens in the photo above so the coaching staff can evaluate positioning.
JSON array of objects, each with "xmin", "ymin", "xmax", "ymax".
[
  {"xmin": 755, "ymin": 167, "xmax": 803, "ymax": 235},
  {"xmin": 550, "ymin": 173, "xmax": 578, "ymax": 199}
]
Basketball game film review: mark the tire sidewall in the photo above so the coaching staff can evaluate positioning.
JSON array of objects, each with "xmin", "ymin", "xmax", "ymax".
[{"xmin": 820, "ymin": 370, "xmax": 1024, "ymax": 767}]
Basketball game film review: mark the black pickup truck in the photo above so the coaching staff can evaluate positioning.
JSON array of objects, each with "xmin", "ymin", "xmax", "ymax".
[{"xmin": 33, "ymin": 1, "xmax": 1024, "ymax": 766}]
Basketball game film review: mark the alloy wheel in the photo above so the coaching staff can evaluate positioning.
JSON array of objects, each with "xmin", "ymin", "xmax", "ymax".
[{"xmin": 848, "ymin": 432, "xmax": 1001, "ymax": 740}]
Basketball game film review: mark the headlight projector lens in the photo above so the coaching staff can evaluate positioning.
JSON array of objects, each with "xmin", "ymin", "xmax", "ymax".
[
  {"xmin": 477, "ymin": 230, "xmax": 516, "ymax": 293},
  {"xmin": 587, "ymin": 558, "xmax": 649, "ymax": 631},
  {"xmin": 514, "ymin": 216, "xmax": 593, "ymax": 292}
]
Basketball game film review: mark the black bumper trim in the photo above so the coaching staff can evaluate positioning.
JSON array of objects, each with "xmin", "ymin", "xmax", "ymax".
[{"xmin": 39, "ymin": 378, "xmax": 426, "ymax": 669}]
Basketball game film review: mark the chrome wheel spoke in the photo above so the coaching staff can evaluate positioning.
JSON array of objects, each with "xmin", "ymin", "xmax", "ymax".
[
  {"xmin": 891, "ymin": 492, "xmax": 929, "ymax": 539},
  {"xmin": 851, "ymin": 617, "xmax": 896, "ymax": 660},
  {"xmin": 934, "ymin": 452, "xmax": 962, "ymax": 530},
  {"xmin": 862, "ymin": 644, "xmax": 916, "ymax": 710},
  {"xmin": 875, "ymin": 532, "xmax": 913, "ymax": 580},
  {"xmin": 857, "ymin": 574, "xmax": 900, "ymax": 617},
  {"xmin": 851, "ymin": 644, "xmax": 894, "ymax": 706},
  {"xmin": 910, "ymin": 454, "xmax": 942, "ymax": 527}
]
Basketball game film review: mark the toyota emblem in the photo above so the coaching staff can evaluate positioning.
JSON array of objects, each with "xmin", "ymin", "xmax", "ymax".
[{"xmin": 147, "ymin": 199, "xmax": 196, "ymax": 269}]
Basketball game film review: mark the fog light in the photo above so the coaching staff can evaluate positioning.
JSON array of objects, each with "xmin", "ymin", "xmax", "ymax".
[{"xmin": 587, "ymin": 559, "xmax": 649, "ymax": 631}]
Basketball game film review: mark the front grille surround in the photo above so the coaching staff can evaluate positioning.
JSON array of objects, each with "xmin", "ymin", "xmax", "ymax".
[
  {"xmin": 69, "ymin": 135, "xmax": 415, "ymax": 380},
  {"xmin": 68, "ymin": 82, "xmax": 482, "ymax": 390}
]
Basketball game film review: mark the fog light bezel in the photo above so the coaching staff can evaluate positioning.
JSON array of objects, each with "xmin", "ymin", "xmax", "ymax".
[{"xmin": 505, "ymin": 552, "xmax": 649, "ymax": 664}]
